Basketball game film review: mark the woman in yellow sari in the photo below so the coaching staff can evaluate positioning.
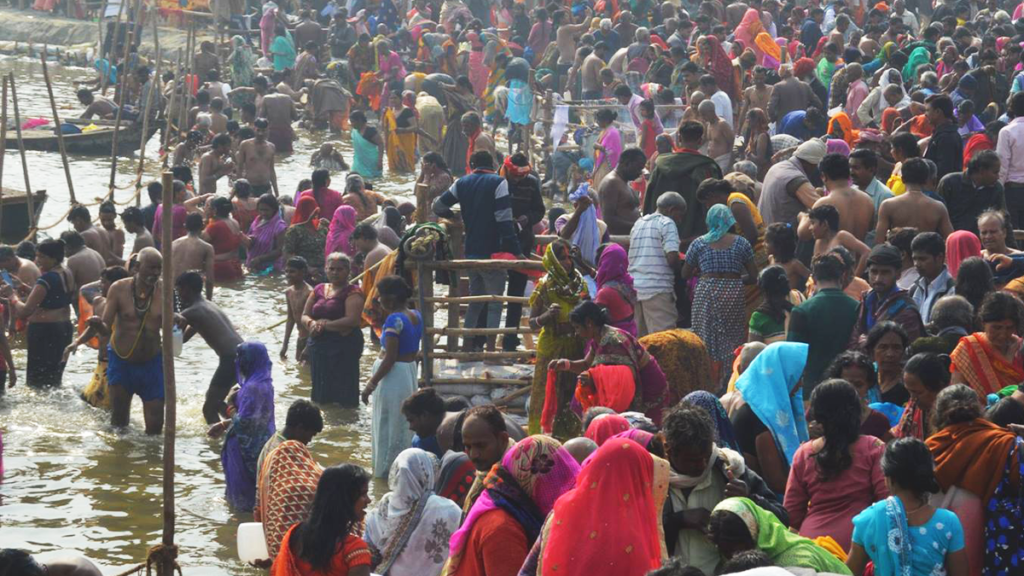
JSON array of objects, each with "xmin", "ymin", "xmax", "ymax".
[
  {"xmin": 382, "ymin": 91, "xmax": 419, "ymax": 174},
  {"xmin": 528, "ymin": 240, "xmax": 588, "ymax": 440},
  {"xmin": 950, "ymin": 292, "xmax": 1024, "ymax": 397}
]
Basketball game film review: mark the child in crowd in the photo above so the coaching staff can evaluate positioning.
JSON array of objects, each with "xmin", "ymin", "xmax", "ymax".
[
  {"xmin": 281, "ymin": 256, "xmax": 312, "ymax": 363},
  {"xmin": 766, "ymin": 222, "xmax": 809, "ymax": 293}
]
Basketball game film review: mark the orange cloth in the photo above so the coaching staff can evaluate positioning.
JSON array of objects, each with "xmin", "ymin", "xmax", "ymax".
[
  {"xmin": 826, "ymin": 112, "xmax": 860, "ymax": 147},
  {"xmin": 448, "ymin": 508, "xmax": 529, "ymax": 576},
  {"xmin": 77, "ymin": 293, "xmax": 99, "ymax": 349},
  {"xmin": 360, "ymin": 250, "xmax": 400, "ymax": 336},
  {"xmin": 355, "ymin": 71, "xmax": 382, "ymax": 111},
  {"xmin": 271, "ymin": 525, "xmax": 371, "ymax": 576},
  {"xmin": 908, "ymin": 114, "xmax": 934, "ymax": 138},
  {"xmin": 926, "ymin": 418, "xmax": 1019, "ymax": 502},
  {"xmin": 575, "ymin": 364, "xmax": 636, "ymax": 414},
  {"xmin": 206, "ymin": 219, "xmax": 244, "ymax": 282},
  {"xmin": 950, "ymin": 333, "xmax": 1024, "ymax": 397}
]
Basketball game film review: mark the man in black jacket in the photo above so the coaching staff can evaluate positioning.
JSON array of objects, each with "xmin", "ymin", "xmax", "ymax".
[
  {"xmin": 501, "ymin": 152, "xmax": 546, "ymax": 351},
  {"xmin": 662, "ymin": 404, "xmax": 788, "ymax": 576},
  {"xmin": 924, "ymin": 94, "xmax": 964, "ymax": 182}
]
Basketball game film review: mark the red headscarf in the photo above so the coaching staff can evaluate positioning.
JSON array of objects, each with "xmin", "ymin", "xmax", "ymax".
[
  {"xmin": 794, "ymin": 57, "xmax": 815, "ymax": 79},
  {"xmin": 945, "ymin": 230, "xmax": 982, "ymax": 278},
  {"xmin": 881, "ymin": 107, "xmax": 901, "ymax": 134},
  {"xmin": 539, "ymin": 438, "xmax": 669, "ymax": 576},
  {"xmin": 584, "ymin": 413, "xmax": 631, "ymax": 446},
  {"xmin": 705, "ymin": 35, "xmax": 739, "ymax": 101},
  {"xmin": 502, "ymin": 155, "xmax": 532, "ymax": 178},
  {"xmin": 291, "ymin": 195, "xmax": 321, "ymax": 229}
]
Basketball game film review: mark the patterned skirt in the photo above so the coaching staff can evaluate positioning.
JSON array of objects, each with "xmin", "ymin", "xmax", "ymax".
[{"xmin": 692, "ymin": 277, "xmax": 747, "ymax": 364}]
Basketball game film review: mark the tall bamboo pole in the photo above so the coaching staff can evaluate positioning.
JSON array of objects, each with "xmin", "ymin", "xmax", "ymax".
[
  {"xmin": 40, "ymin": 52, "xmax": 77, "ymax": 205},
  {"xmin": 107, "ymin": 0, "xmax": 141, "ymax": 197},
  {"xmin": 158, "ymin": 169, "xmax": 177, "ymax": 576},
  {"xmin": 135, "ymin": 13, "xmax": 161, "ymax": 189},
  {"xmin": 178, "ymin": 20, "xmax": 195, "ymax": 137},
  {"xmin": 8, "ymin": 74, "xmax": 35, "ymax": 234},
  {"xmin": 0, "ymin": 76, "xmax": 7, "ymax": 232},
  {"xmin": 161, "ymin": 48, "xmax": 183, "ymax": 169},
  {"xmin": 102, "ymin": 0, "xmax": 127, "ymax": 95}
]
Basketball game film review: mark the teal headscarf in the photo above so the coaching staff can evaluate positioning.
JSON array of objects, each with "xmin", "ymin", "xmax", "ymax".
[
  {"xmin": 702, "ymin": 203, "xmax": 736, "ymax": 243},
  {"xmin": 734, "ymin": 342, "xmax": 810, "ymax": 465},
  {"xmin": 902, "ymin": 47, "xmax": 931, "ymax": 83}
]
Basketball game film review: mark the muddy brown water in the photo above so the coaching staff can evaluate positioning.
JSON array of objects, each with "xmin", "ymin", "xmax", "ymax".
[{"xmin": 0, "ymin": 55, "xmax": 425, "ymax": 575}]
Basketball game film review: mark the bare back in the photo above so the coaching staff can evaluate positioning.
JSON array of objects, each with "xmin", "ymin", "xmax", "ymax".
[
  {"xmin": 286, "ymin": 284, "xmax": 312, "ymax": 336},
  {"xmin": 67, "ymin": 248, "xmax": 106, "ymax": 290},
  {"xmin": 879, "ymin": 192, "xmax": 951, "ymax": 236},
  {"xmin": 813, "ymin": 188, "xmax": 875, "ymax": 241},
  {"xmin": 172, "ymin": 235, "xmax": 215, "ymax": 277}
]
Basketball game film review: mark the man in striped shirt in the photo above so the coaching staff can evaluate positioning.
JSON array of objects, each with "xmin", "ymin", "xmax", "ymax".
[{"xmin": 628, "ymin": 191, "xmax": 686, "ymax": 336}]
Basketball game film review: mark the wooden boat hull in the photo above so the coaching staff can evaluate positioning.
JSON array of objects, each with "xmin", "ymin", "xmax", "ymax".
[
  {"xmin": 3, "ymin": 121, "xmax": 160, "ymax": 156},
  {"xmin": 1, "ymin": 188, "xmax": 47, "ymax": 242}
]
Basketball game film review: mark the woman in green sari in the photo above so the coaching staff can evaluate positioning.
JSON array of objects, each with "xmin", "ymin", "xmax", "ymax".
[
  {"xmin": 528, "ymin": 239, "xmax": 589, "ymax": 440},
  {"xmin": 709, "ymin": 497, "xmax": 853, "ymax": 574},
  {"xmin": 903, "ymin": 47, "xmax": 931, "ymax": 84},
  {"xmin": 229, "ymin": 35, "xmax": 257, "ymax": 108}
]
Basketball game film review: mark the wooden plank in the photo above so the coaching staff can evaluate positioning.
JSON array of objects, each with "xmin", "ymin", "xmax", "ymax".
[
  {"xmin": 427, "ymin": 259, "xmax": 545, "ymax": 272},
  {"xmin": 426, "ymin": 327, "xmax": 537, "ymax": 336},
  {"xmin": 427, "ymin": 377, "xmax": 531, "ymax": 386},
  {"xmin": 426, "ymin": 295, "xmax": 531, "ymax": 304},
  {"xmin": 431, "ymin": 350, "xmax": 535, "ymax": 360}
]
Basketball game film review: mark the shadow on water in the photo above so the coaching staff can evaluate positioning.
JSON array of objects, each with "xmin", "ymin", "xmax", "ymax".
[{"xmin": 0, "ymin": 54, "xmax": 415, "ymax": 574}]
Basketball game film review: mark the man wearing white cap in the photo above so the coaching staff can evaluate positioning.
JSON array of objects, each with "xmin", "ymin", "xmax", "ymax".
[{"xmin": 757, "ymin": 138, "xmax": 826, "ymax": 227}]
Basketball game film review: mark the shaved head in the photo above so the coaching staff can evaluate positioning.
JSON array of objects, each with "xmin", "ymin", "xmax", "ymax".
[{"xmin": 563, "ymin": 437, "xmax": 599, "ymax": 464}]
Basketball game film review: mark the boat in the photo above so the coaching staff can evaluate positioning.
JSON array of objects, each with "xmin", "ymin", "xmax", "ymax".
[
  {"xmin": 0, "ymin": 188, "xmax": 47, "ymax": 242},
  {"xmin": 3, "ymin": 118, "xmax": 161, "ymax": 156}
]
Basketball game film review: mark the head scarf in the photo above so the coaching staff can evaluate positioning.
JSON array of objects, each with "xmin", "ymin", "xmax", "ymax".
[
  {"xmin": 702, "ymin": 203, "xmax": 737, "ymax": 244},
  {"xmin": 230, "ymin": 35, "xmax": 257, "ymax": 88},
  {"xmin": 712, "ymin": 497, "xmax": 851, "ymax": 572},
  {"xmin": 734, "ymin": 342, "xmax": 809, "ymax": 465},
  {"xmin": 881, "ymin": 107, "xmax": 901, "ymax": 133},
  {"xmin": 827, "ymin": 112, "xmax": 859, "ymax": 147},
  {"xmin": 224, "ymin": 341, "xmax": 276, "ymax": 510},
  {"xmin": 448, "ymin": 436, "xmax": 580, "ymax": 573},
  {"xmin": 584, "ymin": 413, "xmax": 632, "ymax": 446},
  {"xmin": 852, "ymin": 497, "xmax": 913, "ymax": 576},
  {"xmin": 576, "ymin": 365, "xmax": 636, "ymax": 415},
  {"xmin": 945, "ymin": 230, "xmax": 982, "ymax": 277},
  {"xmin": 612, "ymin": 428, "xmax": 655, "ymax": 448},
  {"xmin": 755, "ymin": 32, "xmax": 782, "ymax": 69},
  {"xmin": 324, "ymin": 205, "xmax": 357, "ymax": 258},
  {"xmin": 365, "ymin": 448, "xmax": 462, "ymax": 576},
  {"xmin": 876, "ymin": 68, "xmax": 910, "ymax": 117},
  {"xmin": 538, "ymin": 438, "xmax": 669, "ymax": 576},
  {"xmin": 246, "ymin": 203, "xmax": 287, "ymax": 272},
  {"xmin": 502, "ymin": 155, "xmax": 532, "ymax": 178},
  {"xmin": 794, "ymin": 57, "xmax": 815, "ymax": 78},
  {"xmin": 291, "ymin": 195, "xmax": 321, "ymax": 230},
  {"xmin": 735, "ymin": 9, "xmax": 766, "ymax": 59},
  {"xmin": 705, "ymin": 36, "xmax": 739, "ymax": 100},
  {"xmin": 595, "ymin": 244, "xmax": 635, "ymax": 301},
  {"xmin": 683, "ymin": 390, "xmax": 740, "ymax": 451},
  {"xmin": 826, "ymin": 138, "xmax": 851, "ymax": 157},
  {"xmin": 567, "ymin": 183, "xmax": 601, "ymax": 267},
  {"xmin": 902, "ymin": 46, "xmax": 931, "ymax": 81},
  {"xmin": 534, "ymin": 242, "xmax": 588, "ymax": 305},
  {"xmin": 793, "ymin": 138, "xmax": 827, "ymax": 164}
]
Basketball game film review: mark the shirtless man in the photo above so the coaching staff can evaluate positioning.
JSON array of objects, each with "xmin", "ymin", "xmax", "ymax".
[
  {"xmin": 121, "ymin": 207, "xmax": 155, "ymax": 254},
  {"xmin": 77, "ymin": 88, "xmax": 118, "ymax": 120},
  {"xmin": 60, "ymin": 231, "xmax": 105, "ymax": 304},
  {"xmin": 350, "ymin": 223, "xmax": 393, "ymax": 283},
  {"xmin": 739, "ymin": 66, "xmax": 773, "ymax": 134},
  {"xmin": 258, "ymin": 88, "xmax": 299, "ymax": 153},
  {"xmin": 461, "ymin": 112, "xmax": 495, "ymax": 165},
  {"xmin": 798, "ymin": 154, "xmax": 876, "ymax": 242},
  {"xmin": 698, "ymin": 100, "xmax": 734, "ymax": 174},
  {"xmin": 198, "ymin": 133, "xmax": 235, "ymax": 196},
  {"xmin": 98, "ymin": 201, "xmax": 125, "ymax": 265},
  {"xmin": 172, "ymin": 213, "xmax": 216, "ymax": 300},
  {"xmin": 175, "ymin": 270, "xmax": 244, "ymax": 424},
  {"xmin": 67, "ymin": 206, "xmax": 113, "ymax": 266},
  {"xmin": 875, "ymin": 157, "xmax": 954, "ymax": 243},
  {"xmin": 555, "ymin": 8, "xmax": 593, "ymax": 90},
  {"xmin": 208, "ymin": 97, "xmax": 229, "ymax": 134},
  {"xmin": 597, "ymin": 147, "xmax": 645, "ymax": 235},
  {"xmin": 228, "ymin": 75, "xmax": 271, "ymax": 114},
  {"xmin": 804, "ymin": 204, "xmax": 871, "ymax": 276},
  {"xmin": 581, "ymin": 42, "xmax": 610, "ymax": 99},
  {"xmin": 171, "ymin": 130, "xmax": 207, "ymax": 168},
  {"xmin": 237, "ymin": 118, "xmax": 280, "ymax": 196},
  {"xmin": 281, "ymin": 256, "xmax": 312, "ymax": 362},
  {"xmin": 89, "ymin": 247, "xmax": 165, "ymax": 434},
  {"xmin": 681, "ymin": 91, "xmax": 704, "ymax": 123},
  {"xmin": 188, "ymin": 89, "xmax": 211, "ymax": 131},
  {"xmin": 0, "ymin": 244, "xmax": 40, "ymax": 298}
]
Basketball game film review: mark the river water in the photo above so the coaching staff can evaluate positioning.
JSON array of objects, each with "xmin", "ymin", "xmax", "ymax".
[{"xmin": 0, "ymin": 55, "xmax": 423, "ymax": 575}]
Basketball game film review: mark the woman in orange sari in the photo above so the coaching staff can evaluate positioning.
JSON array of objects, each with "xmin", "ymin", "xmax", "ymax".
[
  {"xmin": 205, "ymin": 197, "xmax": 245, "ymax": 283},
  {"xmin": 826, "ymin": 112, "xmax": 860, "ymax": 148},
  {"xmin": 950, "ymin": 292, "xmax": 1024, "ymax": 397}
]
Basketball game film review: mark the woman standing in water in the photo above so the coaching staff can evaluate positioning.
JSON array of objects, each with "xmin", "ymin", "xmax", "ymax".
[
  {"xmin": 361, "ymin": 276, "xmax": 421, "ymax": 478},
  {"xmin": 302, "ymin": 253, "xmax": 365, "ymax": 407}
]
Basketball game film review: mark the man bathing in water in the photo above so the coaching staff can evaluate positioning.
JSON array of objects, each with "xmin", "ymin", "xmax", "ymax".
[
  {"xmin": 89, "ymin": 248, "xmax": 165, "ymax": 434},
  {"xmin": 175, "ymin": 271, "xmax": 244, "ymax": 424},
  {"xmin": 281, "ymin": 256, "xmax": 312, "ymax": 362},
  {"xmin": 237, "ymin": 118, "xmax": 280, "ymax": 196},
  {"xmin": 172, "ymin": 213, "xmax": 216, "ymax": 300}
]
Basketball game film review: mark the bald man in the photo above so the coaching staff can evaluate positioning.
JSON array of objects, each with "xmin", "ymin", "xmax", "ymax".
[
  {"xmin": 88, "ymin": 247, "xmax": 166, "ymax": 434},
  {"xmin": 698, "ymin": 100, "xmax": 735, "ymax": 174},
  {"xmin": 563, "ymin": 437, "xmax": 598, "ymax": 464}
]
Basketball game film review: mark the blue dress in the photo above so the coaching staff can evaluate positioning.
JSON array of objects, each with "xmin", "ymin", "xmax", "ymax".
[
  {"xmin": 852, "ymin": 497, "xmax": 965, "ymax": 576},
  {"xmin": 370, "ymin": 310, "xmax": 422, "ymax": 478}
]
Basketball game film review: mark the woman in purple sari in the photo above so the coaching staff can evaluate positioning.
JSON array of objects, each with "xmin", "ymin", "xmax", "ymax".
[
  {"xmin": 211, "ymin": 341, "xmax": 276, "ymax": 511},
  {"xmin": 246, "ymin": 194, "xmax": 288, "ymax": 274},
  {"xmin": 594, "ymin": 244, "xmax": 638, "ymax": 337}
]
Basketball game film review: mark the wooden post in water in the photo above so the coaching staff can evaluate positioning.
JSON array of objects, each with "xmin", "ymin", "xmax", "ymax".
[
  {"xmin": 159, "ymin": 169, "xmax": 177, "ymax": 576},
  {"xmin": 135, "ymin": 12, "xmax": 160, "ymax": 196},
  {"xmin": 107, "ymin": 0, "xmax": 141, "ymax": 198},
  {"xmin": 161, "ymin": 48, "xmax": 183, "ymax": 169},
  {"xmin": 40, "ymin": 52, "xmax": 77, "ymax": 205},
  {"xmin": 9, "ymin": 74, "xmax": 36, "ymax": 234},
  {"xmin": 0, "ymin": 76, "xmax": 7, "ymax": 230},
  {"xmin": 178, "ymin": 20, "xmax": 195, "ymax": 139},
  {"xmin": 102, "ymin": 0, "xmax": 127, "ymax": 95}
]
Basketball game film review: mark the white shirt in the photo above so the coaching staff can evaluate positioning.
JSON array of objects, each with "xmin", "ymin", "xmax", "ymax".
[
  {"xmin": 628, "ymin": 213, "xmax": 680, "ymax": 300},
  {"xmin": 709, "ymin": 90, "xmax": 734, "ymax": 129},
  {"xmin": 997, "ymin": 117, "xmax": 1024, "ymax": 184},
  {"xmin": 898, "ymin": 10, "xmax": 919, "ymax": 32}
]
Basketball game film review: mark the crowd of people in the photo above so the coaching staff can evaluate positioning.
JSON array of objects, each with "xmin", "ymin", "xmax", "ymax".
[{"xmin": 8, "ymin": 0, "xmax": 1024, "ymax": 573}]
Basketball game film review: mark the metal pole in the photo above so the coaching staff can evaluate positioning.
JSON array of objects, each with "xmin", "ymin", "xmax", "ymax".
[
  {"xmin": 40, "ymin": 52, "xmax": 77, "ymax": 205},
  {"xmin": 158, "ymin": 169, "xmax": 177, "ymax": 575},
  {"xmin": 9, "ymin": 74, "xmax": 36, "ymax": 233}
]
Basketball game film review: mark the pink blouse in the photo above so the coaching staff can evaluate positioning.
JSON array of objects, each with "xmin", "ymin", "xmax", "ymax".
[{"xmin": 783, "ymin": 435, "xmax": 888, "ymax": 550}]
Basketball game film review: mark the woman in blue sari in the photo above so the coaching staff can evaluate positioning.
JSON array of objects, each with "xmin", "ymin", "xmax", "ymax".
[
  {"xmin": 212, "ymin": 341, "xmax": 276, "ymax": 511},
  {"xmin": 848, "ymin": 437, "xmax": 968, "ymax": 576}
]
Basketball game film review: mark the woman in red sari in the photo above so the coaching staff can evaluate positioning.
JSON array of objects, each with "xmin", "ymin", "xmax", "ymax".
[
  {"xmin": 205, "ymin": 197, "xmax": 245, "ymax": 283},
  {"xmin": 951, "ymin": 292, "xmax": 1024, "ymax": 397}
]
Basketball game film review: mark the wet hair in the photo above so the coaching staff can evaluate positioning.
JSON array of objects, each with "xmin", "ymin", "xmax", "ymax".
[
  {"xmin": 102, "ymin": 265, "xmax": 130, "ymax": 283},
  {"xmin": 0, "ymin": 549, "xmax": 44, "ymax": 576},
  {"xmin": 811, "ymin": 253, "xmax": 845, "ymax": 282},
  {"xmin": 881, "ymin": 437, "xmax": 941, "ymax": 496},
  {"xmin": 810, "ymin": 380, "xmax": 862, "ymax": 481},
  {"xmin": 312, "ymin": 168, "xmax": 330, "ymax": 188},
  {"xmin": 570, "ymin": 300, "xmax": 609, "ymax": 327},
  {"xmin": 464, "ymin": 405, "xmax": 507, "ymax": 436},
  {"xmin": 901, "ymin": 157, "xmax": 930, "ymax": 185},
  {"xmin": 720, "ymin": 550, "xmax": 772, "ymax": 574},
  {"xmin": 695, "ymin": 178, "xmax": 734, "ymax": 202},
  {"xmin": 818, "ymin": 153, "xmax": 850, "ymax": 181},
  {"xmin": 911, "ymin": 231, "xmax": 945, "ymax": 257},
  {"xmin": 211, "ymin": 196, "xmax": 232, "ymax": 218},
  {"xmin": 67, "ymin": 204, "xmax": 91, "ymax": 223},
  {"xmin": 286, "ymin": 256, "xmax": 308, "ymax": 270},
  {"xmin": 185, "ymin": 212, "xmax": 204, "ymax": 234},
  {"xmin": 865, "ymin": 320, "xmax": 910, "ymax": 354},
  {"xmin": 119, "ymin": 206, "xmax": 143, "ymax": 228},
  {"xmin": 175, "ymin": 270, "xmax": 204, "ymax": 294},
  {"xmin": 904, "ymin": 352, "xmax": 951, "ymax": 391},
  {"xmin": 987, "ymin": 397, "xmax": 1024, "ymax": 427},
  {"xmin": 825, "ymin": 350, "xmax": 878, "ymax": 387},
  {"xmin": 172, "ymin": 166, "xmax": 193, "ymax": 185},
  {"xmin": 295, "ymin": 464, "xmax": 370, "ymax": 570},
  {"xmin": 765, "ymin": 223, "xmax": 797, "ymax": 262},
  {"xmin": 402, "ymin": 387, "xmax": 447, "ymax": 417},
  {"xmin": 376, "ymin": 275, "xmax": 413, "ymax": 301},
  {"xmin": 756, "ymin": 265, "xmax": 792, "ymax": 323},
  {"xmin": 16, "ymin": 241, "xmax": 35, "ymax": 260},
  {"xmin": 99, "ymin": 200, "xmax": 117, "ymax": 215},
  {"xmin": 59, "ymin": 230, "xmax": 85, "ymax": 250},
  {"xmin": 808, "ymin": 204, "xmax": 840, "ymax": 232},
  {"xmin": 147, "ymin": 181, "xmax": 163, "ymax": 201},
  {"xmin": 662, "ymin": 403, "xmax": 714, "ymax": 454},
  {"xmin": 955, "ymin": 257, "xmax": 995, "ymax": 311},
  {"xmin": 423, "ymin": 152, "xmax": 450, "ymax": 174},
  {"xmin": 36, "ymin": 239, "xmax": 65, "ymax": 263},
  {"xmin": 582, "ymin": 406, "xmax": 616, "ymax": 431},
  {"xmin": 933, "ymin": 384, "xmax": 984, "ymax": 430},
  {"xmin": 232, "ymin": 179, "xmax": 252, "ymax": 200}
]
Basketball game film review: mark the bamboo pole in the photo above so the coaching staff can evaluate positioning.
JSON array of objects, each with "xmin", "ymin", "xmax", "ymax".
[
  {"xmin": 40, "ymin": 52, "xmax": 77, "ymax": 205},
  {"xmin": 414, "ymin": 182, "xmax": 429, "ymax": 224},
  {"xmin": 159, "ymin": 169, "xmax": 177, "ymax": 575},
  {"xmin": 102, "ymin": 0, "xmax": 127, "ymax": 95},
  {"xmin": 427, "ymin": 259, "xmax": 545, "ymax": 272},
  {"xmin": 9, "ymin": 74, "xmax": 36, "ymax": 233},
  {"xmin": 426, "ymin": 295, "xmax": 531, "ymax": 304},
  {"xmin": 492, "ymin": 386, "xmax": 532, "ymax": 406},
  {"xmin": 135, "ymin": 12, "xmax": 160, "ymax": 189},
  {"xmin": 162, "ymin": 48, "xmax": 183, "ymax": 169},
  {"xmin": 0, "ymin": 76, "xmax": 6, "ymax": 232},
  {"xmin": 106, "ymin": 0, "xmax": 139, "ymax": 197},
  {"xmin": 178, "ymin": 20, "xmax": 195, "ymax": 139},
  {"xmin": 417, "ymin": 260, "xmax": 433, "ymax": 386},
  {"xmin": 97, "ymin": 1, "xmax": 107, "ymax": 61},
  {"xmin": 426, "ymin": 327, "xmax": 537, "ymax": 335}
]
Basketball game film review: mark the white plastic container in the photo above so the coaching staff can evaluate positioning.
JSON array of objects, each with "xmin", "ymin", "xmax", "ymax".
[
  {"xmin": 172, "ymin": 325, "xmax": 183, "ymax": 357},
  {"xmin": 237, "ymin": 522, "xmax": 269, "ymax": 563}
]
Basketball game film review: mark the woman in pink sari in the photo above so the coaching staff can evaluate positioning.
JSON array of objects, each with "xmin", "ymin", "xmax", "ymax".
[
  {"xmin": 735, "ymin": 9, "xmax": 766, "ymax": 61},
  {"xmin": 247, "ymin": 194, "xmax": 288, "ymax": 274},
  {"xmin": 465, "ymin": 31, "xmax": 488, "ymax": 97},
  {"xmin": 324, "ymin": 205, "xmax": 358, "ymax": 259},
  {"xmin": 592, "ymin": 108, "xmax": 622, "ymax": 189},
  {"xmin": 260, "ymin": 5, "xmax": 278, "ymax": 58}
]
